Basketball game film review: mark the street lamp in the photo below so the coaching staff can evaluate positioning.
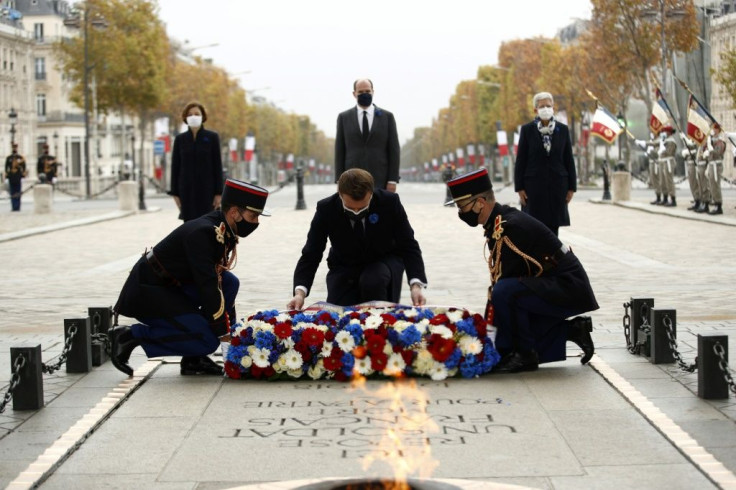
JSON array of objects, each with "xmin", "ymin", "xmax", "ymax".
[
  {"xmin": 53, "ymin": 131, "xmax": 59, "ymax": 157},
  {"xmin": 641, "ymin": 2, "xmax": 687, "ymax": 98},
  {"xmin": 9, "ymin": 107, "xmax": 17, "ymax": 145},
  {"xmin": 64, "ymin": 7, "xmax": 106, "ymax": 199}
]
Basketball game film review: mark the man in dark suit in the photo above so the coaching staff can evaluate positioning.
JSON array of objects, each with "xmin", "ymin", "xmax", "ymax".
[
  {"xmin": 514, "ymin": 92, "xmax": 577, "ymax": 236},
  {"xmin": 288, "ymin": 169, "xmax": 426, "ymax": 310},
  {"xmin": 447, "ymin": 168, "xmax": 597, "ymax": 373},
  {"xmin": 335, "ymin": 79, "xmax": 400, "ymax": 192}
]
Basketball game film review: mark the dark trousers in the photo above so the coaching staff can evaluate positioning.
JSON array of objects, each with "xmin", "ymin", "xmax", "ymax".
[
  {"xmin": 326, "ymin": 256, "xmax": 403, "ymax": 306},
  {"xmin": 131, "ymin": 271, "xmax": 239, "ymax": 357},
  {"xmin": 9, "ymin": 180, "xmax": 21, "ymax": 211},
  {"xmin": 492, "ymin": 278, "xmax": 583, "ymax": 363}
]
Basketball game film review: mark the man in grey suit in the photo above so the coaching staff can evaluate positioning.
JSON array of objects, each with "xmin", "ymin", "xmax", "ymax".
[{"xmin": 335, "ymin": 79, "xmax": 401, "ymax": 192}]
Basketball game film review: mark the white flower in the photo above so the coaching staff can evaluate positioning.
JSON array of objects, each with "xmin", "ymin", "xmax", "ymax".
[
  {"xmin": 446, "ymin": 310, "xmax": 464, "ymax": 323},
  {"xmin": 335, "ymin": 331, "xmax": 355, "ymax": 352},
  {"xmin": 364, "ymin": 308, "xmax": 385, "ymax": 316},
  {"xmin": 252, "ymin": 347, "xmax": 271, "ymax": 368},
  {"xmin": 308, "ymin": 359, "xmax": 325, "ymax": 379},
  {"xmin": 275, "ymin": 313, "xmax": 292, "ymax": 323},
  {"xmin": 383, "ymin": 342, "xmax": 394, "ymax": 356},
  {"xmin": 459, "ymin": 336, "xmax": 482, "ymax": 356},
  {"xmin": 248, "ymin": 319, "xmax": 272, "ymax": 333},
  {"xmin": 392, "ymin": 320, "xmax": 412, "ymax": 333},
  {"xmin": 355, "ymin": 356, "xmax": 374, "ymax": 376},
  {"xmin": 321, "ymin": 341, "xmax": 333, "ymax": 357},
  {"xmin": 402, "ymin": 308, "xmax": 419, "ymax": 319},
  {"xmin": 284, "ymin": 349, "xmax": 304, "ymax": 370},
  {"xmin": 415, "ymin": 319, "xmax": 430, "ymax": 334},
  {"xmin": 246, "ymin": 345, "xmax": 257, "ymax": 356},
  {"xmin": 287, "ymin": 368, "xmax": 303, "ymax": 378},
  {"xmin": 413, "ymin": 350, "xmax": 434, "ymax": 374},
  {"xmin": 363, "ymin": 314, "xmax": 383, "ymax": 330},
  {"xmin": 281, "ymin": 337, "xmax": 295, "ymax": 349},
  {"xmin": 273, "ymin": 355, "xmax": 287, "ymax": 373},
  {"xmin": 383, "ymin": 353, "xmax": 407, "ymax": 377},
  {"xmin": 240, "ymin": 356, "xmax": 253, "ymax": 368},
  {"xmin": 429, "ymin": 324, "xmax": 453, "ymax": 339},
  {"xmin": 232, "ymin": 325, "xmax": 245, "ymax": 337},
  {"xmin": 429, "ymin": 362, "xmax": 449, "ymax": 381}
]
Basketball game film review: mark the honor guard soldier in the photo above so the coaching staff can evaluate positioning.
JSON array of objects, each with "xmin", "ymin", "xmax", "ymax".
[
  {"xmin": 646, "ymin": 135, "xmax": 661, "ymax": 205},
  {"xmin": 36, "ymin": 144, "xmax": 58, "ymax": 185},
  {"xmin": 657, "ymin": 128, "xmax": 677, "ymax": 206},
  {"xmin": 681, "ymin": 135, "xmax": 702, "ymax": 211},
  {"xmin": 110, "ymin": 178, "xmax": 270, "ymax": 376},
  {"xmin": 5, "ymin": 143, "xmax": 27, "ymax": 211},
  {"xmin": 446, "ymin": 168, "xmax": 598, "ymax": 373},
  {"xmin": 704, "ymin": 123, "xmax": 726, "ymax": 215}
]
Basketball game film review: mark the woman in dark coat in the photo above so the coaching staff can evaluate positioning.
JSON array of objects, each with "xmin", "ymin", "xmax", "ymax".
[
  {"xmin": 169, "ymin": 102, "xmax": 223, "ymax": 221},
  {"xmin": 514, "ymin": 92, "xmax": 577, "ymax": 236}
]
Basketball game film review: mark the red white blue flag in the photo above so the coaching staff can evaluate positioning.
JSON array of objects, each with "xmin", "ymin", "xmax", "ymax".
[
  {"xmin": 650, "ymin": 88, "xmax": 674, "ymax": 136},
  {"xmin": 591, "ymin": 105, "xmax": 623, "ymax": 144},
  {"xmin": 686, "ymin": 95, "xmax": 712, "ymax": 145}
]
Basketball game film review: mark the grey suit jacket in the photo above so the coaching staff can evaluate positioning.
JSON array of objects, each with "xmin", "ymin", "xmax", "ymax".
[{"xmin": 334, "ymin": 105, "xmax": 400, "ymax": 189}]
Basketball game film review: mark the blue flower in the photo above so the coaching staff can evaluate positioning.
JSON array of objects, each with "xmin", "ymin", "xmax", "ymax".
[
  {"xmin": 341, "ymin": 352, "xmax": 355, "ymax": 376},
  {"xmin": 445, "ymin": 348, "xmax": 462, "ymax": 369},
  {"xmin": 255, "ymin": 330, "xmax": 277, "ymax": 349},
  {"xmin": 375, "ymin": 108, "xmax": 383, "ymax": 117},
  {"xmin": 293, "ymin": 312, "xmax": 314, "ymax": 324},
  {"xmin": 345, "ymin": 322, "xmax": 363, "ymax": 343},
  {"xmin": 368, "ymin": 213, "xmax": 379, "ymax": 224},
  {"xmin": 455, "ymin": 318, "xmax": 477, "ymax": 336},
  {"xmin": 398, "ymin": 325, "xmax": 421, "ymax": 347},
  {"xmin": 460, "ymin": 355, "xmax": 483, "ymax": 378}
]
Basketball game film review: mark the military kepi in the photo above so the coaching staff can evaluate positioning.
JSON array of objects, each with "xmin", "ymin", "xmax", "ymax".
[
  {"xmin": 446, "ymin": 168, "xmax": 493, "ymax": 205},
  {"xmin": 222, "ymin": 178, "xmax": 270, "ymax": 216}
]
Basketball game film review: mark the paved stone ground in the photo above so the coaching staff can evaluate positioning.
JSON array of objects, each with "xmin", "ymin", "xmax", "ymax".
[{"xmin": 0, "ymin": 182, "xmax": 735, "ymax": 489}]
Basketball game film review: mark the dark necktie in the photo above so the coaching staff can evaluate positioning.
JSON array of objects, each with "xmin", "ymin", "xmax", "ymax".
[
  {"xmin": 353, "ymin": 218, "xmax": 364, "ymax": 240},
  {"xmin": 362, "ymin": 110, "xmax": 369, "ymax": 142}
]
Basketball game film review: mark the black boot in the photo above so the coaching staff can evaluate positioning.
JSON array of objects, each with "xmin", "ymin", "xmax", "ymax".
[
  {"xmin": 708, "ymin": 203, "xmax": 723, "ymax": 215},
  {"xmin": 493, "ymin": 350, "xmax": 539, "ymax": 374},
  {"xmin": 658, "ymin": 195, "xmax": 668, "ymax": 206},
  {"xmin": 687, "ymin": 200, "xmax": 700, "ymax": 211},
  {"xmin": 567, "ymin": 316, "xmax": 595, "ymax": 364},
  {"xmin": 110, "ymin": 325, "xmax": 139, "ymax": 376},
  {"xmin": 181, "ymin": 355, "xmax": 224, "ymax": 375},
  {"xmin": 695, "ymin": 202, "xmax": 710, "ymax": 214},
  {"xmin": 650, "ymin": 194, "xmax": 661, "ymax": 205},
  {"xmin": 664, "ymin": 196, "xmax": 676, "ymax": 207}
]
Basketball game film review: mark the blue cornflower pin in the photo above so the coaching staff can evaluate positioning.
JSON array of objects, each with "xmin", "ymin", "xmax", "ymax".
[
  {"xmin": 375, "ymin": 108, "xmax": 383, "ymax": 116},
  {"xmin": 368, "ymin": 213, "xmax": 379, "ymax": 224}
]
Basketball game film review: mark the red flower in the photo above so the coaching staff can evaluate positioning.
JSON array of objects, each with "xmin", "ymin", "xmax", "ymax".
[
  {"xmin": 224, "ymin": 361, "xmax": 241, "ymax": 379},
  {"xmin": 325, "ymin": 330, "xmax": 336, "ymax": 342},
  {"xmin": 295, "ymin": 341, "xmax": 313, "ymax": 362},
  {"xmin": 430, "ymin": 314, "xmax": 449, "ymax": 326},
  {"xmin": 264, "ymin": 366, "xmax": 276, "ymax": 377},
  {"xmin": 318, "ymin": 312, "xmax": 334, "ymax": 325},
  {"xmin": 324, "ymin": 355, "xmax": 343, "ymax": 371},
  {"xmin": 400, "ymin": 349, "xmax": 414, "ymax": 366},
  {"xmin": 472, "ymin": 313, "xmax": 487, "ymax": 338},
  {"xmin": 427, "ymin": 334, "xmax": 456, "ymax": 362},
  {"xmin": 366, "ymin": 335, "xmax": 386, "ymax": 355},
  {"xmin": 267, "ymin": 317, "xmax": 277, "ymax": 325},
  {"xmin": 250, "ymin": 365, "xmax": 265, "ymax": 378},
  {"xmin": 302, "ymin": 327, "xmax": 325, "ymax": 346},
  {"xmin": 274, "ymin": 322, "xmax": 293, "ymax": 339},
  {"xmin": 349, "ymin": 311, "xmax": 361, "ymax": 320},
  {"xmin": 334, "ymin": 371, "xmax": 348, "ymax": 382},
  {"xmin": 231, "ymin": 336, "xmax": 241, "ymax": 347},
  {"xmin": 371, "ymin": 352, "xmax": 388, "ymax": 371},
  {"xmin": 380, "ymin": 313, "xmax": 397, "ymax": 325}
]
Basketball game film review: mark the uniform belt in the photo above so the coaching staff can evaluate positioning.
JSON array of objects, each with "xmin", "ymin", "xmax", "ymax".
[{"xmin": 145, "ymin": 250, "xmax": 179, "ymax": 286}]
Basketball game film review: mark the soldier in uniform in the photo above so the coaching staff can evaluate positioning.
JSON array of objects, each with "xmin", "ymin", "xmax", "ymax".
[
  {"xmin": 110, "ymin": 178, "xmax": 270, "ymax": 376},
  {"xmin": 704, "ymin": 123, "xmax": 726, "ymax": 215},
  {"xmin": 4, "ymin": 143, "xmax": 27, "ymax": 211},
  {"xmin": 446, "ymin": 168, "xmax": 598, "ymax": 373},
  {"xmin": 646, "ymin": 134, "xmax": 661, "ymax": 205},
  {"xmin": 657, "ymin": 128, "xmax": 677, "ymax": 206},
  {"xmin": 681, "ymin": 135, "xmax": 701, "ymax": 211},
  {"xmin": 694, "ymin": 139, "xmax": 711, "ymax": 214},
  {"xmin": 36, "ymin": 144, "xmax": 58, "ymax": 185}
]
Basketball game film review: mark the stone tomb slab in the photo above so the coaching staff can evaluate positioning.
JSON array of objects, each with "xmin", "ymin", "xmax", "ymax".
[{"xmin": 160, "ymin": 376, "xmax": 585, "ymax": 483}]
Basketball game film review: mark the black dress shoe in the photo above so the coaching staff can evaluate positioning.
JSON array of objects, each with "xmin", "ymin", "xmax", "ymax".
[
  {"xmin": 180, "ymin": 355, "xmax": 224, "ymax": 376},
  {"xmin": 493, "ymin": 351, "xmax": 539, "ymax": 374},
  {"xmin": 567, "ymin": 316, "xmax": 595, "ymax": 364},
  {"xmin": 110, "ymin": 325, "xmax": 139, "ymax": 376}
]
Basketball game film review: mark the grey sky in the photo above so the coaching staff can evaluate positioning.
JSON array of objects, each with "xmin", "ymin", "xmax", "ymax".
[{"xmin": 156, "ymin": 0, "xmax": 592, "ymax": 143}]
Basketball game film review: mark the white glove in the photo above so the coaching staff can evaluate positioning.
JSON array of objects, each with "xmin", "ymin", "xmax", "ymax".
[
  {"xmin": 681, "ymin": 149, "xmax": 690, "ymax": 159},
  {"xmin": 703, "ymin": 150, "xmax": 710, "ymax": 159},
  {"xmin": 731, "ymin": 147, "xmax": 736, "ymax": 157}
]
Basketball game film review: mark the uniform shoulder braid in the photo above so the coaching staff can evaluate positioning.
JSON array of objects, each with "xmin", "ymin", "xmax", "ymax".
[{"xmin": 486, "ymin": 209, "xmax": 543, "ymax": 285}]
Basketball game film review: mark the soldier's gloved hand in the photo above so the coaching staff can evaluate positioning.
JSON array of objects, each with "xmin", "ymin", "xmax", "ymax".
[
  {"xmin": 703, "ymin": 150, "xmax": 710, "ymax": 159},
  {"xmin": 681, "ymin": 149, "xmax": 689, "ymax": 159}
]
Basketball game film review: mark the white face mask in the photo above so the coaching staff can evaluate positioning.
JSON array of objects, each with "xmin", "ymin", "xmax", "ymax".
[
  {"xmin": 537, "ymin": 107, "xmax": 554, "ymax": 120},
  {"xmin": 186, "ymin": 115, "xmax": 202, "ymax": 128}
]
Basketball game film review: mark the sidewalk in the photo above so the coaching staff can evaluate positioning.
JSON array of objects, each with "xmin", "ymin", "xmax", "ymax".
[{"xmin": 0, "ymin": 183, "xmax": 735, "ymax": 489}]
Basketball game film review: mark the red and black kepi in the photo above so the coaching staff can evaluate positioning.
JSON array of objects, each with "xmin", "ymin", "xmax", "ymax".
[
  {"xmin": 445, "ymin": 167, "xmax": 493, "ymax": 205},
  {"xmin": 222, "ymin": 178, "xmax": 271, "ymax": 216}
]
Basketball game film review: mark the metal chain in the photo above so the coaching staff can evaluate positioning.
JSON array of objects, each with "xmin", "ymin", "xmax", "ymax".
[
  {"xmin": 91, "ymin": 332, "xmax": 111, "ymax": 355},
  {"xmin": 623, "ymin": 302, "xmax": 635, "ymax": 353},
  {"xmin": 41, "ymin": 324, "xmax": 78, "ymax": 374},
  {"xmin": 622, "ymin": 302, "xmax": 650, "ymax": 355},
  {"xmin": 713, "ymin": 342, "xmax": 736, "ymax": 395},
  {"xmin": 0, "ymin": 354, "xmax": 26, "ymax": 413},
  {"xmin": 662, "ymin": 315, "xmax": 698, "ymax": 373}
]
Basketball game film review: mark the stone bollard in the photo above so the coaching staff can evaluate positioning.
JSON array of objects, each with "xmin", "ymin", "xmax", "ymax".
[
  {"xmin": 33, "ymin": 184, "xmax": 53, "ymax": 214},
  {"xmin": 698, "ymin": 334, "xmax": 729, "ymax": 399},
  {"xmin": 118, "ymin": 181, "xmax": 137, "ymax": 211},
  {"xmin": 612, "ymin": 171, "xmax": 631, "ymax": 203},
  {"xmin": 11, "ymin": 345, "xmax": 44, "ymax": 411}
]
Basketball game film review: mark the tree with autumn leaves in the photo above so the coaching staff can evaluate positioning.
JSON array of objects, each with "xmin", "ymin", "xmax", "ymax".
[
  {"xmin": 402, "ymin": 0, "xmax": 698, "ymax": 176},
  {"xmin": 56, "ymin": 0, "xmax": 332, "ymax": 176}
]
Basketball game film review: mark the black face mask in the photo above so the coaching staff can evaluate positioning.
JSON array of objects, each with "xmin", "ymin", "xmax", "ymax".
[
  {"xmin": 344, "ymin": 207, "xmax": 369, "ymax": 222},
  {"xmin": 458, "ymin": 200, "xmax": 480, "ymax": 227},
  {"xmin": 236, "ymin": 220, "xmax": 259, "ymax": 238},
  {"xmin": 357, "ymin": 93, "xmax": 373, "ymax": 107}
]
